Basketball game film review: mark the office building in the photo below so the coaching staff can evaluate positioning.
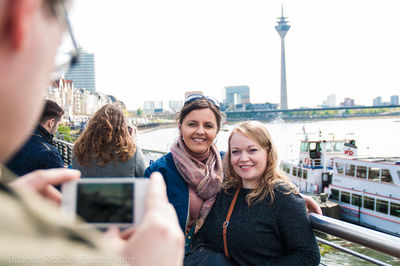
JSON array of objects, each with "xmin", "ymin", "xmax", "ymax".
[
  {"xmin": 185, "ymin": 91, "xmax": 203, "ymax": 100},
  {"xmin": 169, "ymin": 100, "xmax": 183, "ymax": 112},
  {"xmin": 225, "ymin": 86, "xmax": 250, "ymax": 105},
  {"xmin": 65, "ymin": 48, "xmax": 96, "ymax": 92},
  {"xmin": 390, "ymin": 95, "xmax": 399, "ymax": 105},
  {"xmin": 322, "ymin": 94, "xmax": 336, "ymax": 107},
  {"xmin": 340, "ymin": 98, "xmax": 355, "ymax": 107},
  {"xmin": 143, "ymin": 101, "xmax": 163, "ymax": 114},
  {"xmin": 373, "ymin": 97, "xmax": 382, "ymax": 106}
]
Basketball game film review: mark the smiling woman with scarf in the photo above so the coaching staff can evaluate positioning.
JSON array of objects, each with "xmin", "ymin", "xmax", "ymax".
[{"xmin": 144, "ymin": 94, "xmax": 322, "ymax": 252}]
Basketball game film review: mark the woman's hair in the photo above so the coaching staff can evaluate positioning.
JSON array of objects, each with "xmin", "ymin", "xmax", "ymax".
[
  {"xmin": 176, "ymin": 98, "xmax": 224, "ymax": 132},
  {"xmin": 223, "ymin": 121, "xmax": 298, "ymax": 205},
  {"xmin": 73, "ymin": 104, "xmax": 136, "ymax": 166}
]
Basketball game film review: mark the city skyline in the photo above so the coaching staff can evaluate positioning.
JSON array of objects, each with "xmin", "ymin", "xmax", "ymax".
[{"xmin": 68, "ymin": 0, "xmax": 400, "ymax": 110}]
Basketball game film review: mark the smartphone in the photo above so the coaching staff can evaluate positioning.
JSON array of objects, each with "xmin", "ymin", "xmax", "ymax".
[{"xmin": 61, "ymin": 178, "xmax": 149, "ymax": 229}]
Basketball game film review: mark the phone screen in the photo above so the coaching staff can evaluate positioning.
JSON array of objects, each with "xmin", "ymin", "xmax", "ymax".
[{"xmin": 76, "ymin": 183, "xmax": 134, "ymax": 223}]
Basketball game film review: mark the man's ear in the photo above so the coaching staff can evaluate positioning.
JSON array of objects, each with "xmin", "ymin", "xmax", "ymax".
[
  {"xmin": 6, "ymin": 0, "xmax": 42, "ymax": 51},
  {"xmin": 48, "ymin": 118, "xmax": 55, "ymax": 129}
]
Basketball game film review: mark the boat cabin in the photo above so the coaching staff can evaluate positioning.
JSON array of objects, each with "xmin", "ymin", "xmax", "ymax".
[{"xmin": 299, "ymin": 139, "xmax": 357, "ymax": 169}]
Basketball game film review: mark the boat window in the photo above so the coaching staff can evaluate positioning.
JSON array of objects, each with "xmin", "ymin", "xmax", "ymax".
[
  {"xmin": 345, "ymin": 164, "xmax": 356, "ymax": 177},
  {"xmin": 309, "ymin": 142, "xmax": 317, "ymax": 151},
  {"xmin": 356, "ymin": 166, "xmax": 367, "ymax": 179},
  {"xmin": 376, "ymin": 199, "xmax": 389, "ymax": 214},
  {"xmin": 285, "ymin": 166, "xmax": 290, "ymax": 174},
  {"xmin": 300, "ymin": 142, "xmax": 308, "ymax": 152},
  {"xmin": 297, "ymin": 168, "xmax": 302, "ymax": 177},
  {"xmin": 381, "ymin": 169, "xmax": 393, "ymax": 183},
  {"xmin": 363, "ymin": 196, "xmax": 375, "ymax": 211},
  {"xmin": 334, "ymin": 142, "xmax": 344, "ymax": 152},
  {"xmin": 325, "ymin": 142, "xmax": 333, "ymax": 152},
  {"xmin": 340, "ymin": 191, "xmax": 350, "ymax": 204},
  {"xmin": 368, "ymin": 167, "xmax": 380, "ymax": 182},
  {"xmin": 336, "ymin": 162, "xmax": 344, "ymax": 174},
  {"xmin": 292, "ymin": 167, "xmax": 297, "ymax": 176},
  {"xmin": 390, "ymin": 202, "xmax": 400, "ymax": 218},
  {"xmin": 302, "ymin": 169, "xmax": 307, "ymax": 180},
  {"xmin": 351, "ymin": 194, "xmax": 361, "ymax": 207},
  {"xmin": 330, "ymin": 189, "xmax": 339, "ymax": 201}
]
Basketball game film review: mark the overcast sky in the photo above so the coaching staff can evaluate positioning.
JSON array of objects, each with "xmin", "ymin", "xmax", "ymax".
[{"xmin": 68, "ymin": 0, "xmax": 400, "ymax": 110}]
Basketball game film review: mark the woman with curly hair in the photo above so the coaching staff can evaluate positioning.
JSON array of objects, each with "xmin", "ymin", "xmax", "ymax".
[
  {"xmin": 188, "ymin": 121, "xmax": 320, "ymax": 265},
  {"xmin": 72, "ymin": 104, "xmax": 146, "ymax": 177}
]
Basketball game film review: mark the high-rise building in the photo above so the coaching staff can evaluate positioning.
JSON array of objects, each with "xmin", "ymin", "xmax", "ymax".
[
  {"xmin": 225, "ymin": 86, "xmax": 250, "ymax": 105},
  {"xmin": 275, "ymin": 7, "xmax": 290, "ymax": 110},
  {"xmin": 184, "ymin": 91, "xmax": 203, "ymax": 100},
  {"xmin": 373, "ymin": 97, "xmax": 382, "ymax": 106},
  {"xmin": 340, "ymin": 98, "xmax": 355, "ymax": 107},
  {"xmin": 143, "ymin": 101, "xmax": 163, "ymax": 114},
  {"xmin": 390, "ymin": 95, "xmax": 399, "ymax": 105},
  {"xmin": 322, "ymin": 94, "xmax": 336, "ymax": 107},
  {"xmin": 169, "ymin": 100, "xmax": 183, "ymax": 112},
  {"xmin": 65, "ymin": 47, "xmax": 96, "ymax": 92}
]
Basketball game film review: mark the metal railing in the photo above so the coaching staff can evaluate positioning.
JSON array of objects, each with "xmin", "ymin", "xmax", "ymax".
[
  {"xmin": 53, "ymin": 139, "xmax": 167, "ymax": 168},
  {"xmin": 310, "ymin": 213, "xmax": 400, "ymax": 264},
  {"xmin": 54, "ymin": 139, "xmax": 73, "ymax": 166}
]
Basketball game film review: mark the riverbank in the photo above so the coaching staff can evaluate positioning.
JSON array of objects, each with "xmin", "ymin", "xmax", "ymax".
[
  {"xmin": 226, "ymin": 114, "xmax": 400, "ymax": 124},
  {"xmin": 136, "ymin": 122, "xmax": 175, "ymax": 134}
]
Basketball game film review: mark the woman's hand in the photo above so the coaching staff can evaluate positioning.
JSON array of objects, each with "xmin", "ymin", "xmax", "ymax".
[{"xmin": 301, "ymin": 194, "xmax": 323, "ymax": 215}]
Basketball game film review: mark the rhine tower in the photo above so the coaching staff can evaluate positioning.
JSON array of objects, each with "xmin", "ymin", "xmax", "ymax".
[{"xmin": 275, "ymin": 7, "xmax": 290, "ymax": 110}]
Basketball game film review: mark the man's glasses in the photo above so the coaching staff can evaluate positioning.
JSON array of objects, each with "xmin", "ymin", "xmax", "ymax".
[
  {"xmin": 50, "ymin": 0, "xmax": 80, "ymax": 81},
  {"xmin": 184, "ymin": 94, "xmax": 220, "ymax": 109}
]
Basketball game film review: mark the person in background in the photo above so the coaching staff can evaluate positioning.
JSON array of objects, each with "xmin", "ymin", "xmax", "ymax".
[
  {"xmin": 72, "ymin": 104, "xmax": 146, "ymax": 177},
  {"xmin": 145, "ymin": 95, "xmax": 322, "ymax": 251},
  {"xmin": 190, "ymin": 121, "xmax": 320, "ymax": 265},
  {"xmin": 0, "ymin": 0, "xmax": 184, "ymax": 265},
  {"xmin": 7, "ymin": 99, "xmax": 65, "ymax": 176}
]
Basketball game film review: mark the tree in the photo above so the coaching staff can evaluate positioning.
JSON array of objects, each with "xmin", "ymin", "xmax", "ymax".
[{"xmin": 136, "ymin": 107, "xmax": 143, "ymax": 116}]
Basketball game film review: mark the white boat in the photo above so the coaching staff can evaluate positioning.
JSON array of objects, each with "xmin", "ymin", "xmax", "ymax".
[
  {"xmin": 280, "ymin": 135, "xmax": 358, "ymax": 194},
  {"xmin": 280, "ymin": 134, "xmax": 400, "ymax": 236},
  {"xmin": 325, "ymin": 157, "xmax": 400, "ymax": 236}
]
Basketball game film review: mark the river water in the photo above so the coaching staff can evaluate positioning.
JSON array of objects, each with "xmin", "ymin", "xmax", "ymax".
[{"xmin": 137, "ymin": 117, "xmax": 400, "ymax": 265}]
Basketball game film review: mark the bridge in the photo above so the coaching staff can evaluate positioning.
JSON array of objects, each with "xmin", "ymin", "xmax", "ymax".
[{"xmin": 225, "ymin": 104, "xmax": 400, "ymax": 121}]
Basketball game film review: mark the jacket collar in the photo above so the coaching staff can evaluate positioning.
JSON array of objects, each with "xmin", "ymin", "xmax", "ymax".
[{"xmin": 35, "ymin": 124, "xmax": 54, "ymax": 144}]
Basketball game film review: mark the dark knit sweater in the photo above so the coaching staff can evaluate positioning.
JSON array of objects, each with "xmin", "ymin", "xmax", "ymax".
[{"xmin": 192, "ymin": 186, "xmax": 320, "ymax": 266}]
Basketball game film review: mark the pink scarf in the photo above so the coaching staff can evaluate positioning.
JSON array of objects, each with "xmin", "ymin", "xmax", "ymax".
[{"xmin": 171, "ymin": 138, "xmax": 223, "ymax": 232}]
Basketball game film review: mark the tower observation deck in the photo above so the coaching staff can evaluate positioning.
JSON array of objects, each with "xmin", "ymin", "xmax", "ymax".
[{"xmin": 275, "ymin": 7, "xmax": 290, "ymax": 110}]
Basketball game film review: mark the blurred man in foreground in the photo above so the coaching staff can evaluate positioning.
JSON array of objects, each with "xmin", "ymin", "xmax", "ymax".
[{"xmin": 0, "ymin": 0, "xmax": 184, "ymax": 265}]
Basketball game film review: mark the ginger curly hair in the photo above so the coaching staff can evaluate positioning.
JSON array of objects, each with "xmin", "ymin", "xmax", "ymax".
[{"xmin": 73, "ymin": 104, "xmax": 135, "ymax": 167}]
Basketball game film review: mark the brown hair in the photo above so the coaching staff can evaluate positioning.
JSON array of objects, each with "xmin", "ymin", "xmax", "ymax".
[
  {"xmin": 73, "ymin": 104, "xmax": 135, "ymax": 166},
  {"xmin": 39, "ymin": 99, "xmax": 64, "ymax": 124},
  {"xmin": 176, "ymin": 98, "xmax": 224, "ymax": 132},
  {"xmin": 223, "ymin": 121, "xmax": 298, "ymax": 205}
]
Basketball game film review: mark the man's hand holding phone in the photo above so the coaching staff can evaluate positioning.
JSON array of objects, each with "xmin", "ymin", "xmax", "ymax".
[{"xmin": 123, "ymin": 172, "xmax": 185, "ymax": 265}]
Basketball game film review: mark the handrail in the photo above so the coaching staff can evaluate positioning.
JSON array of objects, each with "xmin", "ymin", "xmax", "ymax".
[
  {"xmin": 54, "ymin": 139, "xmax": 73, "ymax": 166},
  {"xmin": 316, "ymin": 237, "xmax": 390, "ymax": 266},
  {"xmin": 309, "ymin": 213, "xmax": 400, "ymax": 258}
]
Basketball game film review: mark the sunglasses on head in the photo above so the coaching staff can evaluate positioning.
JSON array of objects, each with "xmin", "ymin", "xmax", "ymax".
[{"xmin": 184, "ymin": 94, "xmax": 220, "ymax": 109}]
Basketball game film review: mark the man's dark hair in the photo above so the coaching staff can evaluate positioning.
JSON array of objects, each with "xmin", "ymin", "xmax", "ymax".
[{"xmin": 39, "ymin": 100, "xmax": 64, "ymax": 124}]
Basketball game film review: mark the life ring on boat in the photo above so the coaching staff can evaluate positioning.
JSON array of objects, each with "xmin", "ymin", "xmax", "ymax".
[
  {"xmin": 348, "ymin": 150, "xmax": 353, "ymax": 156},
  {"xmin": 304, "ymin": 158, "xmax": 310, "ymax": 165}
]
